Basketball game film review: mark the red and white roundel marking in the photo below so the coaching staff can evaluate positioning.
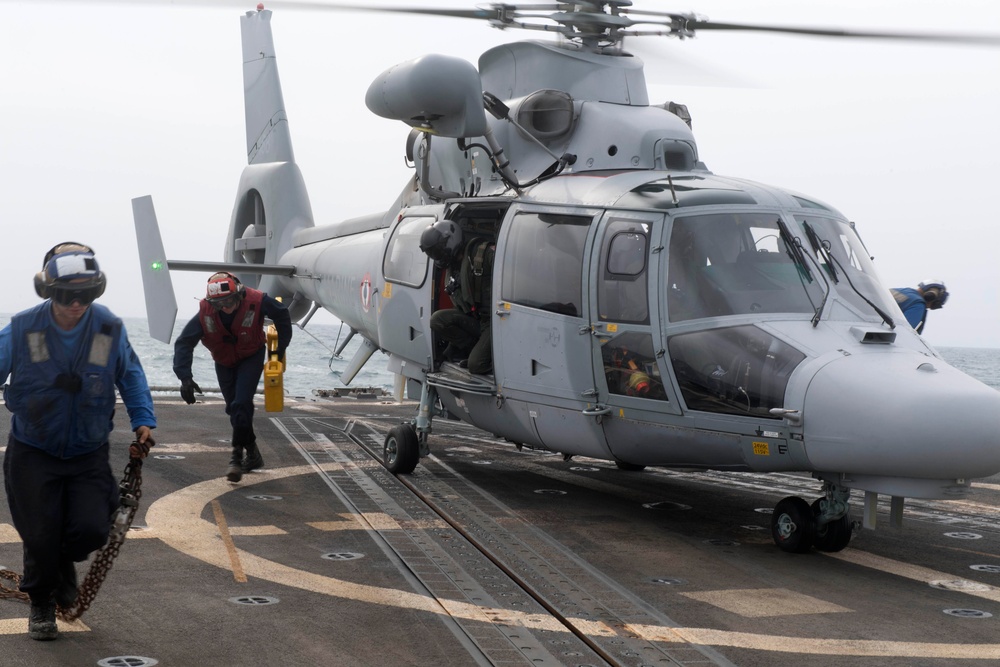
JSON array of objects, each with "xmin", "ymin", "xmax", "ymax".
[{"xmin": 360, "ymin": 273, "xmax": 372, "ymax": 313}]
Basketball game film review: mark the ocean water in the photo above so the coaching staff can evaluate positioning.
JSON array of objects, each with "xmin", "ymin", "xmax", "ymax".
[
  {"xmin": 126, "ymin": 317, "xmax": 394, "ymax": 396},
  {"xmin": 1, "ymin": 314, "xmax": 998, "ymax": 396},
  {"xmin": 0, "ymin": 314, "xmax": 392, "ymax": 397}
]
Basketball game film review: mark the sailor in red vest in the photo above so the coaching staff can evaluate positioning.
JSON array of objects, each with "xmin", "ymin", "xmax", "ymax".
[{"xmin": 172, "ymin": 272, "xmax": 292, "ymax": 482}]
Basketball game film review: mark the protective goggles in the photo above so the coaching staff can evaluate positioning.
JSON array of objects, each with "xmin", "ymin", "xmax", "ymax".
[
  {"xmin": 208, "ymin": 294, "xmax": 241, "ymax": 310},
  {"xmin": 49, "ymin": 282, "xmax": 103, "ymax": 307}
]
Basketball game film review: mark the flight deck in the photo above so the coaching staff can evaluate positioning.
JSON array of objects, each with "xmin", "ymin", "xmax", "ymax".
[{"xmin": 1, "ymin": 393, "xmax": 999, "ymax": 667}]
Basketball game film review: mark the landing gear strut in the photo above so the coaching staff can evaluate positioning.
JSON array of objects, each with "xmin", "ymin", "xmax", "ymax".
[
  {"xmin": 383, "ymin": 382, "xmax": 438, "ymax": 475},
  {"xmin": 770, "ymin": 482, "xmax": 854, "ymax": 554}
]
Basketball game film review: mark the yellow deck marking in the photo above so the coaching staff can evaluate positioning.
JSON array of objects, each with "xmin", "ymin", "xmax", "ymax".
[
  {"xmin": 149, "ymin": 442, "xmax": 228, "ymax": 453},
  {"xmin": 307, "ymin": 520, "xmax": 354, "ymax": 531},
  {"xmin": 680, "ymin": 588, "xmax": 851, "ymax": 617},
  {"xmin": 145, "ymin": 465, "xmax": 1000, "ymax": 660},
  {"xmin": 972, "ymin": 482, "xmax": 1000, "ymax": 492},
  {"xmin": 629, "ymin": 624, "xmax": 1000, "ymax": 659},
  {"xmin": 0, "ymin": 524, "xmax": 21, "ymax": 544},
  {"xmin": 228, "ymin": 526, "xmax": 287, "ymax": 536},
  {"xmin": 210, "ymin": 500, "xmax": 247, "ymax": 583},
  {"xmin": 828, "ymin": 549, "xmax": 1000, "ymax": 603},
  {"xmin": 0, "ymin": 618, "xmax": 89, "ymax": 636}
]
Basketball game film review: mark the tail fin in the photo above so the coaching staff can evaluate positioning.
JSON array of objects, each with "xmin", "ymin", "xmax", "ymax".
[
  {"xmin": 241, "ymin": 8, "xmax": 294, "ymax": 165},
  {"xmin": 228, "ymin": 9, "xmax": 314, "ymax": 321},
  {"xmin": 132, "ymin": 195, "xmax": 178, "ymax": 344}
]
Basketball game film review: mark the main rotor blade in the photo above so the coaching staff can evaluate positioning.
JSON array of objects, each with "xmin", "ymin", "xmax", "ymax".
[
  {"xmin": 260, "ymin": 2, "xmax": 499, "ymax": 20},
  {"xmin": 685, "ymin": 18, "xmax": 1000, "ymax": 47}
]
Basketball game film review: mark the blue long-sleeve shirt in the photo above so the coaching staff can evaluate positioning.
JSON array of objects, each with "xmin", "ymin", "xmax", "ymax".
[
  {"xmin": 0, "ymin": 304, "xmax": 156, "ymax": 433},
  {"xmin": 890, "ymin": 287, "xmax": 928, "ymax": 332}
]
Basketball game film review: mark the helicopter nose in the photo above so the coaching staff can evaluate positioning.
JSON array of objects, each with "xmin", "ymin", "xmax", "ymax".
[{"xmin": 801, "ymin": 352, "xmax": 1000, "ymax": 482}]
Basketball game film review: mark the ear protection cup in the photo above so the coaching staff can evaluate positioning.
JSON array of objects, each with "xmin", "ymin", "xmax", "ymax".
[{"xmin": 34, "ymin": 272, "xmax": 50, "ymax": 299}]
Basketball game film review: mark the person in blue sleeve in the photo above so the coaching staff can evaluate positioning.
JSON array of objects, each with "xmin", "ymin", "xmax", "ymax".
[
  {"xmin": 172, "ymin": 272, "xmax": 291, "ymax": 483},
  {"xmin": 1, "ymin": 242, "xmax": 156, "ymax": 641},
  {"xmin": 890, "ymin": 280, "xmax": 949, "ymax": 334}
]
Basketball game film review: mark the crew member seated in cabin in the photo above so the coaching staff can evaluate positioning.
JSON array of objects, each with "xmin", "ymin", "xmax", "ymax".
[
  {"xmin": 890, "ymin": 280, "xmax": 949, "ymax": 334},
  {"xmin": 420, "ymin": 220, "xmax": 495, "ymax": 374}
]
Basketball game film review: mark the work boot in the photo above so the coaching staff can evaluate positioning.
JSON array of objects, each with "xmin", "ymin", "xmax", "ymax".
[
  {"xmin": 28, "ymin": 596, "xmax": 58, "ymax": 641},
  {"xmin": 226, "ymin": 446, "xmax": 243, "ymax": 483},
  {"xmin": 55, "ymin": 556, "xmax": 77, "ymax": 609},
  {"xmin": 241, "ymin": 440, "xmax": 264, "ymax": 473}
]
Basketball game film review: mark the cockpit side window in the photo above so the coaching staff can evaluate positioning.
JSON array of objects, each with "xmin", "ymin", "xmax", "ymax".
[
  {"xmin": 667, "ymin": 213, "xmax": 825, "ymax": 322},
  {"xmin": 598, "ymin": 220, "xmax": 650, "ymax": 324},
  {"xmin": 500, "ymin": 212, "xmax": 591, "ymax": 317}
]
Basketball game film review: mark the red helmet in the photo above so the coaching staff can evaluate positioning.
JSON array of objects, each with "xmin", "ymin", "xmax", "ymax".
[{"xmin": 206, "ymin": 272, "xmax": 243, "ymax": 308}]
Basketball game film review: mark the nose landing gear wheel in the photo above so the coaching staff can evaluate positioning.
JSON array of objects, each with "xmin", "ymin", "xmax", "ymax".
[
  {"xmin": 384, "ymin": 425, "xmax": 419, "ymax": 474},
  {"xmin": 811, "ymin": 498, "xmax": 853, "ymax": 553},
  {"xmin": 771, "ymin": 496, "xmax": 814, "ymax": 553}
]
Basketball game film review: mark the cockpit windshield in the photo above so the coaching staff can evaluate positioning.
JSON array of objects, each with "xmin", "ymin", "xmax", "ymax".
[
  {"xmin": 666, "ymin": 212, "xmax": 826, "ymax": 322},
  {"xmin": 796, "ymin": 216, "xmax": 899, "ymax": 322}
]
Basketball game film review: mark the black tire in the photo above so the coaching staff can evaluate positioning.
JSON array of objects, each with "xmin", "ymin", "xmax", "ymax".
[
  {"xmin": 771, "ymin": 496, "xmax": 815, "ymax": 553},
  {"xmin": 384, "ymin": 425, "xmax": 419, "ymax": 474},
  {"xmin": 810, "ymin": 499, "xmax": 853, "ymax": 553},
  {"xmin": 615, "ymin": 461, "xmax": 646, "ymax": 471}
]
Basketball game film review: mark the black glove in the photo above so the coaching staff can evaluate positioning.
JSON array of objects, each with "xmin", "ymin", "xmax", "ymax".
[{"xmin": 180, "ymin": 378, "xmax": 201, "ymax": 405}]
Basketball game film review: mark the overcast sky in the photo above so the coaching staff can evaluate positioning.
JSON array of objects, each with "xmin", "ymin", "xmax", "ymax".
[{"xmin": 1, "ymin": 0, "xmax": 998, "ymax": 347}]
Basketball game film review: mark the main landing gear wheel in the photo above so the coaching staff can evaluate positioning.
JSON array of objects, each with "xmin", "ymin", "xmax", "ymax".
[
  {"xmin": 810, "ymin": 498, "xmax": 853, "ymax": 553},
  {"xmin": 615, "ymin": 461, "xmax": 646, "ymax": 471},
  {"xmin": 771, "ymin": 496, "xmax": 815, "ymax": 553},
  {"xmin": 384, "ymin": 425, "xmax": 419, "ymax": 474}
]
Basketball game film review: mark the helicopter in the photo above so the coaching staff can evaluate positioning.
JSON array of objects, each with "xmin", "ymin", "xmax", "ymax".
[{"xmin": 132, "ymin": 2, "xmax": 1000, "ymax": 554}]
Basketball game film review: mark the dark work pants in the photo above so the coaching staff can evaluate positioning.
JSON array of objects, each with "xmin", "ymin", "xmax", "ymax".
[
  {"xmin": 3, "ymin": 436, "xmax": 117, "ymax": 601},
  {"xmin": 215, "ymin": 346, "xmax": 265, "ymax": 446},
  {"xmin": 430, "ymin": 309, "xmax": 493, "ymax": 374}
]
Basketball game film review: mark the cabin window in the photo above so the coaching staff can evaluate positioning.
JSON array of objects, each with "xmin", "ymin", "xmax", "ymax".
[
  {"xmin": 501, "ymin": 212, "xmax": 591, "ymax": 317},
  {"xmin": 383, "ymin": 216, "xmax": 433, "ymax": 288},
  {"xmin": 666, "ymin": 213, "xmax": 825, "ymax": 322},
  {"xmin": 598, "ymin": 220, "xmax": 649, "ymax": 324},
  {"xmin": 602, "ymin": 331, "xmax": 667, "ymax": 401},
  {"xmin": 668, "ymin": 325, "xmax": 805, "ymax": 418}
]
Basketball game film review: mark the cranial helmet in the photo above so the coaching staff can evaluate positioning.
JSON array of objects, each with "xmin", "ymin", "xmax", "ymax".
[
  {"xmin": 34, "ymin": 242, "xmax": 106, "ymax": 306},
  {"xmin": 419, "ymin": 220, "xmax": 463, "ymax": 268},
  {"xmin": 919, "ymin": 280, "xmax": 949, "ymax": 310},
  {"xmin": 206, "ymin": 271, "xmax": 245, "ymax": 309}
]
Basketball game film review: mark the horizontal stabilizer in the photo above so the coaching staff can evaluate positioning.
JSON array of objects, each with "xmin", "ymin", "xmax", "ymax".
[
  {"xmin": 167, "ymin": 260, "xmax": 296, "ymax": 276},
  {"xmin": 132, "ymin": 195, "xmax": 178, "ymax": 344}
]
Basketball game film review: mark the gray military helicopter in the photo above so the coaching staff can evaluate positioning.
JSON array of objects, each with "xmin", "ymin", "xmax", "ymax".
[{"xmin": 133, "ymin": 2, "xmax": 1000, "ymax": 554}]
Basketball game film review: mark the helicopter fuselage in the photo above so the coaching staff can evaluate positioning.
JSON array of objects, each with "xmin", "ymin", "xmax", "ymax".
[
  {"xmin": 273, "ymin": 166, "xmax": 1000, "ymax": 506},
  {"xmin": 135, "ymin": 7, "xmax": 1000, "ymax": 554}
]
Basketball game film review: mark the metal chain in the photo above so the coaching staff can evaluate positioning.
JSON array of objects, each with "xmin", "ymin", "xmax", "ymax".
[
  {"xmin": 0, "ymin": 569, "xmax": 29, "ymax": 603},
  {"xmin": 0, "ymin": 448, "xmax": 143, "ymax": 622},
  {"xmin": 59, "ymin": 454, "xmax": 143, "ymax": 621}
]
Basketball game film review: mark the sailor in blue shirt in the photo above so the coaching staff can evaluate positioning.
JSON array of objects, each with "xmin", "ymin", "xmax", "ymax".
[
  {"xmin": 0, "ymin": 242, "xmax": 156, "ymax": 641},
  {"xmin": 890, "ymin": 280, "xmax": 949, "ymax": 334}
]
